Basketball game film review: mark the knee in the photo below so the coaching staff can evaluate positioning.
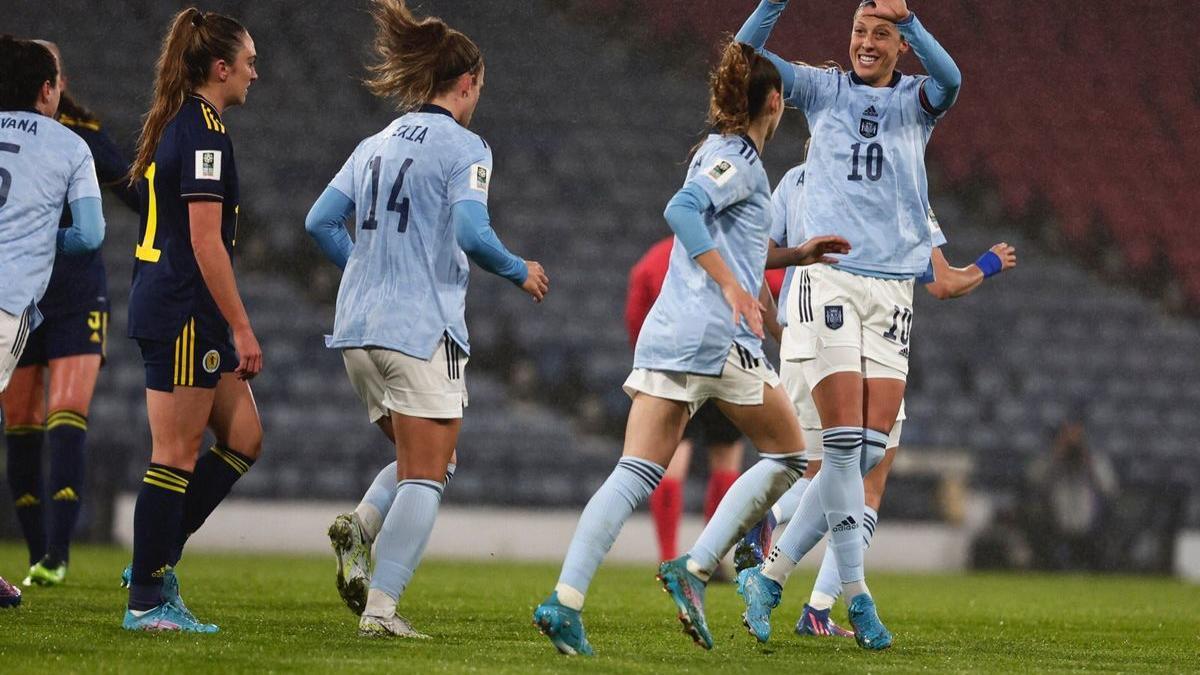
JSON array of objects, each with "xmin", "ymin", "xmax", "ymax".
[{"xmin": 225, "ymin": 420, "xmax": 264, "ymax": 460}]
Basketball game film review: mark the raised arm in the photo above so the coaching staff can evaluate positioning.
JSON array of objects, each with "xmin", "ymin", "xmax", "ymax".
[
  {"xmin": 866, "ymin": 1, "xmax": 961, "ymax": 113},
  {"xmin": 735, "ymin": 0, "xmax": 789, "ymax": 50},
  {"xmin": 663, "ymin": 184, "xmax": 763, "ymax": 338},
  {"xmin": 305, "ymin": 186, "xmax": 355, "ymax": 269}
]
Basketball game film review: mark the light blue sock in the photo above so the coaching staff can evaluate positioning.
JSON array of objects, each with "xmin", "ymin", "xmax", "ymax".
[
  {"xmin": 555, "ymin": 457, "xmax": 665, "ymax": 609},
  {"xmin": 820, "ymin": 427, "xmax": 868, "ymax": 595},
  {"xmin": 355, "ymin": 459, "xmax": 457, "ymax": 541},
  {"xmin": 770, "ymin": 476, "xmax": 810, "ymax": 525},
  {"xmin": 811, "ymin": 505, "xmax": 878, "ymax": 608},
  {"xmin": 687, "ymin": 452, "xmax": 806, "ymax": 578},
  {"xmin": 762, "ymin": 469, "xmax": 829, "ymax": 584},
  {"xmin": 370, "ymin": 479, "xmax": 444, "ymax": 602},
  {"xmin": 862, "ymin": 429, "xmax": 888, "ymax": 475}
]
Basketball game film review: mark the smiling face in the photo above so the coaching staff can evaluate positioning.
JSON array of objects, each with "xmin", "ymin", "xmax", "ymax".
[{"xmin": 849, "ymin": 12, "xmax": 908, "ymax": 85}]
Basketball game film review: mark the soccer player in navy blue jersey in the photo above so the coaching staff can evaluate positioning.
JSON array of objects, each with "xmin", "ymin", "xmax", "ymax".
[
  {"xmin": 0, "ymin": 35, "xmax": 105, "ymax": 609},
  {"xmin": 1, "ymin": 40, "xmax": 139, "ymax": 589},
  {"xmin": 306, "ymin": 0, "xmax": 548, "ymax": 639},
  {"xmin": 119, "ymin": 9, "xmax": 261, "ymax": 633},
  {"xmin": 733, "ymin": 0, "xmax": 962, "ymax": 649}
]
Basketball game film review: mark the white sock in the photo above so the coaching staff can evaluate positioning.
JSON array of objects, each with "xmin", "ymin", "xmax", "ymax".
[
  {"xmin": 364, "ymin": 588, "xmax": 396, "ymax": 617},
  {"xmin": 354, "ymin": 503, "xmax": 384, "ymax": 541},
  {"xmin": 808, "ymin": 590, "xmax": 836, "ymax": 611},
  {"xmin": 554, "ymin": 583, "xmax": 585, "ymax": 611}
]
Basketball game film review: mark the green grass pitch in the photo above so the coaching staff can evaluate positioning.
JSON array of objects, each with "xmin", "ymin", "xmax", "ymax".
[{"xmin": 0, "ymin": 544, "xmax": 1197, "ymax": 673}]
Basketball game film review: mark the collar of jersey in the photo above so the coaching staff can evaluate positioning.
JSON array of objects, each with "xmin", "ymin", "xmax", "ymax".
[
  {"xmin": 190, "ymin": 94, "xmax": 223, "ymax": 120},
  {"xmin": 417, "ymin": 103, "xmax": 454, "ymax": 119},
  {"xmin": 739, "ymin": 133, "xmax": 760, "ymax": 158},
  {"xmin": 849, "ymin": 70, "xmax": 902, "ymax": 88}
]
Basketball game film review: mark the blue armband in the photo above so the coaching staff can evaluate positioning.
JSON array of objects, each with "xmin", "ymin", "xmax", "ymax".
[
  {"xmin": 897, "ymin": 13, "xmax": 962, "ymax": 113},
  {"xmin": 975, "ymin": 250, "xmax": 1002, "ymax": 278},
  {"xmin": 663, "ymin": 184, "xmax": 717, "ymax": 259},
  {"xmin": 304, "ymin": 187, "xmax": 356, "ymax": 269},
  {"xmin": 58, "ymin": 197, "xmax": 105, "ymax": 254},
  {"xmin": 452, "ymin": 200, "xmax": 527, "ymax": 285}
]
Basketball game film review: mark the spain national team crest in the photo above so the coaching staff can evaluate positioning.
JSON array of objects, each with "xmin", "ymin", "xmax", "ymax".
[
  {"xmin": 202, "ymin": 349, "xmax": 221, "ymax": 374},
  {"xmin": 825, "ymin": 305, "xmax": 844, "ymax": 330},
  {"xmin": 860, "ymin": 118, "xmax": 879, "ymax": 138}
]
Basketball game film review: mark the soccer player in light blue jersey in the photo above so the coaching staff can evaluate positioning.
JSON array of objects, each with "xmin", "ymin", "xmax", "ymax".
[
  {"xmin": 0, "ymin": 36, "xmax": 104, "ymax": 394},
  {"xmin": 741, "ymin": 156, "xmax": 1017, "ymax": 639},
  {"xmin": 305, "ymin": 0, "xmax": 548, "ymax": 639},
  {"xmin": 732, "ymin": 0, "xmax": 962, "ymax": 649},
  {"xmin": 532, "ymin": 41, "xmax": 846, "ymax": 657}
]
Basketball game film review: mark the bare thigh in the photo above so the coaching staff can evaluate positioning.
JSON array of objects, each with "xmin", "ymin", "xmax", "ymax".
[
  {"xmin": 146, "ymin": 386, "xmax": 217, "ymax": 470},
  {"xmin": 621, "ymin": 393, "xmax": 690, "ymax": 468},
  {"xmin": 390, "ymin": 413, "xmax": 460, "ymax": 482},
  {"xmin": 863, "ymin": 377, "xmax": 905, "ymax": 435},
  {"xmin": 208, "ymin": 373, "xmax": 264, "ymax": 458},
  {"xmin": 47, "ymin": 354, "xmax": 102, "ymax": 415},
  {"xmin": 714, "ymin": 384, "xmax": 805, "ymax": 455},
  {"xmin": 0, "ymin": 366, "xmax": 45, "ymax": 425}
]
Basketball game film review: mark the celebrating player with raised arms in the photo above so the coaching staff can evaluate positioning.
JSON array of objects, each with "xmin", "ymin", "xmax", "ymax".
[
  {"xmin": 121, "ymin": 8, "xmax": 261, "ymax": 633},
  {"xmin": 533, "ymin": 40, "xmax": 846, "ymax": 656},
  {"xmin": 739, "ymin": 156, "xmax": 1016, "ymax": 638},
  {"xmin": 2, "ymin": 40, "xmax": 140, "ymax": 590},
  {"xmin": 732, "ymin": 0, "xmax": 961, "ymax": 649},
  {"xmin": 0, "ymin": 36, "xmax": 105, "ymax": 603},
  {"xmin": 305, "ymin": 0, "xmax": 548, "ymax": 639}
]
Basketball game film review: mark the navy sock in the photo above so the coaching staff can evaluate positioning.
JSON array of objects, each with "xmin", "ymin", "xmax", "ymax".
[
  {"xmin": 130, "ymin": 464, "xmax": 190, "ymax": 611},
  {"xmin": 45, "ymin": 410, "xmax": 88, "ymax": 567},
  {"xmin": 170, "ymin": 445, "xmax": 254, "ymax": 565},
  {"xmin": 5, "ymin": 424, "xmax": 47, "ymax": 566}
]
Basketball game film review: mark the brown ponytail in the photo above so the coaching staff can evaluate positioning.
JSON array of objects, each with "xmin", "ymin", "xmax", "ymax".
[
  {"xmin": 128, "ymin": 7, "xmax": 246, "ymax": 184},
  {"xmin": 365, "ymin": 0, "xmax": 483, "ymax": 111},
  {"xmin": 707, "ymin": 41, "xmax": 781, "ymax": 136}
]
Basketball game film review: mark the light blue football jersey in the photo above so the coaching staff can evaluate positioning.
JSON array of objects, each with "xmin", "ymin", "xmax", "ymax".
[
  {"xmin": 634, "ymin": 134, "xmax": 772, "ymax": 376},
  {"xmin": 769, "ymin": 163, "xmax": 807, "ymax": 327},
  {"xmin": 325, "ymin": 105, "xmax": 492, "ymax": 359},
  {"xmin": 785, "ymin": 65, "xmax": 941, "ymax": 279},
  {"xmin": 0, "ymin": 111, "xmax": 100, "ymax": 322}
]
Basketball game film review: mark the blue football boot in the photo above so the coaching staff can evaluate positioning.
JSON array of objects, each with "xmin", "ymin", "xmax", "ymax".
[
  {"xmin": 121, "ymin": 564, "xmax": 208, "ymax": 628},
  {"xmin": 736, "ymin": 567, "xmax": 782, "ymax": 643},
  {"xmin": 795, "ymin": 603, "xmax": 855, "ymax": 638},
  {"xmin": 733, "ymin": 510, "xmax": 778, "ymax": 573},
  {"xmin": 847, "ymin": 593, "xmax": 893, "ymax": 650},
  {"xmin": 532, "ymin": 592, "xmax": 594, "ymax": 656},
  {"xmin": 657, "ymin": 555, "xmax": 713, "ymax": 650},
  {"xmin": 122, "ymin": 602, "xmax": 219, "ymax": 633}
]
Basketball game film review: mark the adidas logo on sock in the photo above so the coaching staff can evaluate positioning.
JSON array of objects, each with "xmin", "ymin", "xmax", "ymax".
[
  {"xmin": 832, "ymin": 516, "xmax": 858, "ymax": 533},
  {"xmin": 53, "ymin": 487, "xmax": 79, "ymax": 501},
  {"xmin": 766, "ymin": 547, "xmax": 780, "ymax": 564}
]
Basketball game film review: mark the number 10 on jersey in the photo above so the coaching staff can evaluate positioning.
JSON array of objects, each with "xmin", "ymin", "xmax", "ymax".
[{"xmin": 362, "ymin": 156, "xmax": 413, "ymax": 233}]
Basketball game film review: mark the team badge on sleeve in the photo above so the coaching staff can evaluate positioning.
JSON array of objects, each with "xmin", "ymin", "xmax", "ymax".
[
  {"xmin": 470, "ymin": 164, "xmax": 490, "ymax": 193},
  {"xmin": 704, "ymin": 159, "xmax": 738, "ymax": 187},
  {"xmin": 196, "ymin": 150, "xmax": 222, "ymax": 180},
  {"xmin": 825, "ymin": 305, "xmax": 844, "ymax": 330}
]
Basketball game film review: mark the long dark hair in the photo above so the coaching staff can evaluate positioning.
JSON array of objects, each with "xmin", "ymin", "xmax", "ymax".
[
  {"xmin": 365, "ymin": 0, "xmax": 483, "ymax": 111},
  {"xmin": 128, "ymin": 8, "xmax": 246, "ymax": 184},
  {"xmin": 0, "ymin": 36, "xmax": 58, "ymax": 111}
]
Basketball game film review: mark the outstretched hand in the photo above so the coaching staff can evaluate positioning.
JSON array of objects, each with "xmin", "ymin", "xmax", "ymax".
[
  {"xmin": 521, "ymin": 260, "xmax": 549, "ymax": 303},
  {"xmin": 793, "ymin": 235, "xmax": 851, "ymax": 266},
  {"xmin": 990, "ymin": 242, "xmax": 1017, "ymax": 272},
  {"xmin": 860, "ymin": 0, "xmax": 911, "ymax": 23}
]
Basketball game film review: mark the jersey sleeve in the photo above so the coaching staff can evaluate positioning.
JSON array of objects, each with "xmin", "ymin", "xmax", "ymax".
[
  {"xmin": 328, "ymin": 143, "xmax": 361, "ymax": 202},
  {"xmin": 447, "ymin": 136, "xmax": 493, "ymax": 207},
  {"xmin": 65, "ymin": 139, "xmax": 101, "ymax": 204},
  {"xmin": 179, "ymin": 120, "xmax": 232, "ymax": 202},
  {"xmin": 686, "ymin": 149, "xmax": 754, "ymax": 213},
  {"xmin": 785, "ymin": 64, "xmax": 839, "ymax": 117},
  {"xmin": 769, "ymin": 182, "xmax": 789, "ymax": 247}
]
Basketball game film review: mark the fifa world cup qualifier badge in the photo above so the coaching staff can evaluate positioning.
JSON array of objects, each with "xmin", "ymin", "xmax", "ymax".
[
  {"xmin": 705, "ymin": 159, "xmax": 738, "ymax": 187},
  {"xmin": 195, "ymin": 150, "xmax": 223, "ymax": 180},
  {"xmin": 470, "ymin": 164, "xmax": 490, "ymax": 193}
]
